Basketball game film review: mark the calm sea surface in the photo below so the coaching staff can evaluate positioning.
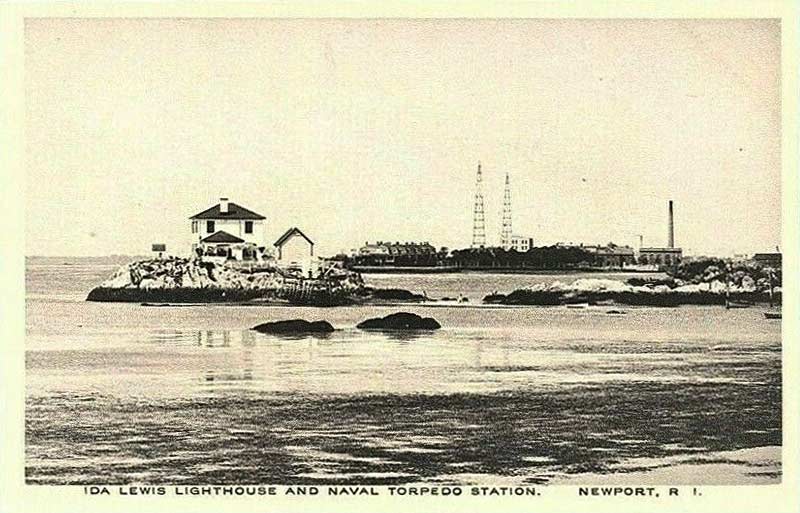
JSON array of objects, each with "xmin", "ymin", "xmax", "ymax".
[{"xmin": 25, "ymin": 259, "xmax": 781, "ymax": 485}]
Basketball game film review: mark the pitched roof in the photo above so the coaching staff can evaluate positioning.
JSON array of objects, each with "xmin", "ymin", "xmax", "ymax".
[
  {"xmin": 274, "ymin": 227, "xmax": 314, "ymax": 247},
  {"xmin": 190, "ymin": 202, "xmax": 265, "ymax": 220},
  {"xmin": 640, "ymin": 247, "xmax": 683, "ymax": 252},
  {"xmin": 201, "ymin": 230, "xmax": 245, "ymax": 244}
]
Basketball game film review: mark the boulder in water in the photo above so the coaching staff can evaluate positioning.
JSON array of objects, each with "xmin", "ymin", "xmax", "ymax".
[
  {"xmin": 356, "ymin": 312, "xmax": 441, "ymax": 330},
  {"xmin": 252, "ymin": 319, "xmax": 335, "ymax": 334},
  {"xmin": 368, "ymin": 288, "xmax": 427, "ymax": 301}
]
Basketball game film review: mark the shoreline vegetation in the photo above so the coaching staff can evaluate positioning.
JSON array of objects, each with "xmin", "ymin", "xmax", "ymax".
[
  {"xmin": 344, "ymin": 245, "xmax": 616, "ymax": 271},
  {"xmin": 86, "ymin": 257, "xmax": 781, "ymax": 308}
]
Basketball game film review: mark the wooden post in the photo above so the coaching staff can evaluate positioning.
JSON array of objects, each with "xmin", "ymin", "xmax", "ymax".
[
  {"xmin": 768, "ymin": 268, "xmax": 775, "ymax": 308},
  {"xmin": 725, "ymin": 263, "xmax": 732, "ymax": 309}
]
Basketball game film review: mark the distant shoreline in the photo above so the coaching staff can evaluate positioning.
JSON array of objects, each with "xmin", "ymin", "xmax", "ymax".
[
  {"xmin": 27, "ymin": 258, "xmax": 666, "ymax": 276},
  {"xmin": 353, "ymin": 266, "xmax": 665, "ymax": 275}
]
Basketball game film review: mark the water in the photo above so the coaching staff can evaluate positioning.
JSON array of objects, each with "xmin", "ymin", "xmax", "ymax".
[{"xmin": 25, "ymin": 258, "xmax": 781, "ymax": 485}]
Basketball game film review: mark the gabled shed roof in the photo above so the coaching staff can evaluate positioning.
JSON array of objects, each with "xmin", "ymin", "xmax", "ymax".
[{"xmin": 274, "ymin": 227, "xmax": 314, "ymax": 247}]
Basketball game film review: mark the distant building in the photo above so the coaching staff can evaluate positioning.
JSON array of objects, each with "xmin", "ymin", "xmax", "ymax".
[
  {"xmin": 358, "ymin": 241, "xmax": 390, "ymax": 257},
  {"xmin": 752, "ymin": 252, "xmax": 781, "ymax": 269},
  {"xmin": 356, "ymin": 241, "xmax": 438, "ymax": 266},
  {"xmin": 151, "ymin": 243, "xmax": 166, "ymax": 259},
  {"xmin": 190, "ymin": 198, "xmax": 266, "ymax": 262},
  {"xmin": 637, "ymin": 247, "xmax": 682, "ymax": 266},
  {"xmin": 587, "ymin": 243, "xmax": 636, "ymax": 267},
  {"xmin": 509, "ymin": 235, "xmax": 534, "ymax": 252},
  {"xmin": 274, "ymin": 227, "xmax": 315, "ymax": 271},
  {"xmin": 359, "ymin": 241, "xmax": 436, "ymax": 258},
  {"xmin": 637, "ymin": 200, "xmax": 682, "ymax": 268}
]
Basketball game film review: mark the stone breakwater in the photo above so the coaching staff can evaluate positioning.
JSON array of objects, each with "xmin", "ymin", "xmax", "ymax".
[
  {"xmin": 86, "ymin": 258, "xmax": 365, "ymax": 305},
  {"xmin": 484, "ymin": 278, "xmax": 782, "ymax": 306}
]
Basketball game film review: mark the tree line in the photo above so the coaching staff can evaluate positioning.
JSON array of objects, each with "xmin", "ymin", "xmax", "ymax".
[{"xmin": 346, "ymin": 246, "xmax": 598, "ymax": 270}]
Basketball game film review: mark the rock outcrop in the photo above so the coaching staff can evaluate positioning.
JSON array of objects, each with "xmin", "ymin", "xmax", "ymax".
[
  {"xmin": 87, "ymin": 257, "xmax": 364, "ymax": 305},
  {"xmin": 252, "ymin": 319, "xmax": 335, "ymax": 333},
  {"xmin": 356, "ymin": 312, "xmax": 441, "ymax": 330},
  {"xmin": 362, "ymin": 288, "xmax": 428, "ymax": 302},
  {"xmin": 483, "ymin": 278, "xmax": 782, "ymax": 307}
]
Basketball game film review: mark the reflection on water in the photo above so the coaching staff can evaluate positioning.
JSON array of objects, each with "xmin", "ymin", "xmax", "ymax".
[{"xmin": 24, "ymin": 262, "xmax": 782, "ymax": 485}]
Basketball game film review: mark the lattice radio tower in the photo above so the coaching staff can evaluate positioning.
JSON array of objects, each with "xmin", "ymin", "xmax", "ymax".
[
  {"xmin": 471, "ymin": 162, "xmax": 486, "ymax": 248},
  {"xmin": 501, "ymin": 172, "xmax": 512, "ymax": 249}
]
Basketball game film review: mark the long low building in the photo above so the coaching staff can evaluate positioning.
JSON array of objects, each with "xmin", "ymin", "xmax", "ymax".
[
  {"xmin": 359, "ymin": 241, "xmax": 437, "ymax": 257},
  {"xmin": 638, "ymin": 247, "xmax": 683, "ymax": 266},
  {"xmin": 752, "ymin": 252, "xmax": 781, "ymax": 268}
]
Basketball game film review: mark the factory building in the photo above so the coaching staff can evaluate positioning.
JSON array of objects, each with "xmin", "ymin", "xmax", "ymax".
[
  {"xmin": 637, "ymin": 200, "xmax": 683, "ymax": 266},
  {"xmin": 588, "ymin": 244, "xmax": 636, "ymax": 267}
]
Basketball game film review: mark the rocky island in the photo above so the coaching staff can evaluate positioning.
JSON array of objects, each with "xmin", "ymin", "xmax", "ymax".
[
  {"xmin": 484, "ymin": 260, "xmax": 781, "ymax": 307},
  {"xmin": 87, "ymin": 257, "xmax": 366, "ymax": 306}
]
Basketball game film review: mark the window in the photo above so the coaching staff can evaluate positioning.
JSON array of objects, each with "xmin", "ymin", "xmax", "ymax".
[
  {"xmin": 207, "ymin": 221, "xmax": 215, "ymax": 233},
  {"xmin": 245, "ymin": 221, "xmax": 253, "ymax": 234},
  {"xmin": 191, "ymin": 221, "xmax": 198, "ymax": 234}
]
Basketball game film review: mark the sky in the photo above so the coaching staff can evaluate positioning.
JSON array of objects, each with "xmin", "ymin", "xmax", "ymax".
[{"xmin": 25, "ymin": 18, "xmax": 781, "ymax": 257}]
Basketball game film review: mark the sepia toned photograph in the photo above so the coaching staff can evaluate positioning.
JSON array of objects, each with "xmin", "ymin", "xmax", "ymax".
[{"xmin": 22, "ymin": 15, "xmax": 783, "ymax": 491}]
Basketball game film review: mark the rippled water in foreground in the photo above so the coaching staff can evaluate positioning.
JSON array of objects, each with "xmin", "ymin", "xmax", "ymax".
[{"xmin": 25, "ymin": 260, "xmax": 781, "ymax": 485}]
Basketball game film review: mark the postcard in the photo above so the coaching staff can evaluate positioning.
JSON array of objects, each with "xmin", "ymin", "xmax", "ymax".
[{"xmin": 1, "ymin": 2, "xmax": 798, "ymax": 512}]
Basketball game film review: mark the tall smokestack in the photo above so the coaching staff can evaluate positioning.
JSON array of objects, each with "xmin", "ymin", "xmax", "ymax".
[{"xmin": 668, "ymin": 200, "xmax": 674, "ymax": 248}]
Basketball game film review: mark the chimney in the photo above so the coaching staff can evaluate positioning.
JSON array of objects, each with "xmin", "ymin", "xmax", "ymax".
[
  {"xmin": 220, "ymin": 197, "xmax": 229, "ymax": 214},
  {"xmin": 668, "ymin": 200, "xmax": 675, "ymax": 248}
]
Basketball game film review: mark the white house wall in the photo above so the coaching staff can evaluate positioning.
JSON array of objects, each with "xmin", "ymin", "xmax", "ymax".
[
  {"xmin": 278, "ymin": 234, "xmax": 313, "ymax": 263},
  {"xmin": 193, "ymin": 219, "xmax": 267, "ymax": 246}
]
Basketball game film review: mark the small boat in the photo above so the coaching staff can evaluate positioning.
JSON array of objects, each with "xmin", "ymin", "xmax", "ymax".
[
  {"xmin": 764, "ymin": 312, "xmax": 781, "ymax": 319},
  {"xmin": 725, "ymin": 300, "xmax": 752, "ymax": 309}
]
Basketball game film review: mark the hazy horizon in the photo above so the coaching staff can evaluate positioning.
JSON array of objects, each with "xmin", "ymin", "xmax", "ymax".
[{"xmin": 25, "ymin": 18, "xmax": 781, "ymax": 258}]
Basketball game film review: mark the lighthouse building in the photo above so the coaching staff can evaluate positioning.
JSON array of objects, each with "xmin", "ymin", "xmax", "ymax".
[{"xmin": 189, "ymin": 197, "xmax": 267, "ymax": 262}]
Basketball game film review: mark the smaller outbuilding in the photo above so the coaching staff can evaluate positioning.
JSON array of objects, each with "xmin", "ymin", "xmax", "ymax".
[{"xmin": 274, "ymin": 227, "xmax": 315, "ymax": 273}]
